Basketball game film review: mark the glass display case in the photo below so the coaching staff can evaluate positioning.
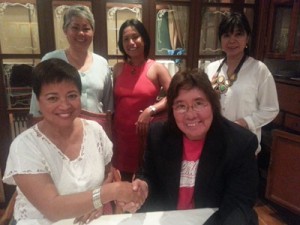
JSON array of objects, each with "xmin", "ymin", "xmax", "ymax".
[
  {"xmin": 155, "ymin": 4, "xmax": 189, "ymax": 71},
  {"xmin": 0, "ymin": 1, "xmax": 40, "ymax": 54},
  {"xmin": 272, "ymin": 6, "xmax": 291, "ymax": 54},
  {"xmin": 291, "ymin": 2, "xmax": 300, "ymax": 56},
  {"xmin": 266, "ymin": 0, "xmax": 300, "ymax": 60}
]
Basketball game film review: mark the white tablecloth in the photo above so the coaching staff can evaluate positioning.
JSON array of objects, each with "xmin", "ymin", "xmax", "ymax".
[
  {"xmin": 53, "ymin": 208, "xmax": 217, "ymax": 225},
  {"xmin": 156, "ymin": 60, "xmax": 178, "ymax": 77}
]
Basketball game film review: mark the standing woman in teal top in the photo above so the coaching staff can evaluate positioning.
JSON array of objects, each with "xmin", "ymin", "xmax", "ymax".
[{"xmin": 30, "ymin": 5, "xmax": 113, "ymax": 116}]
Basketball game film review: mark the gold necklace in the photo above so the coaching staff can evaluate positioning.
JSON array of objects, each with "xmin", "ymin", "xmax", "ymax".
[{"xmin": 211, "ymin": 54, "xmax": 247, "ymax": 94}]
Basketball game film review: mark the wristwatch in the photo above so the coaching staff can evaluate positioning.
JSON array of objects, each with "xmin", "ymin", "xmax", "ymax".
[{"xmin": 149, "ymin": 105, "xmax": 157, "ymax": 116}]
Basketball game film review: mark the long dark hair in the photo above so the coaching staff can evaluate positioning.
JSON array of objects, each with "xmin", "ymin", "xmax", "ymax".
[{"xmin": 118, "ymin": 19, "xmax": 151, "ymax": 61}]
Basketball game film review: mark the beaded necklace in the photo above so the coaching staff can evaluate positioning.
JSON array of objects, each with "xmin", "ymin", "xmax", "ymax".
[{"xmin": 211, "ymin": 54, "xmax": 247, "ymax": 94}]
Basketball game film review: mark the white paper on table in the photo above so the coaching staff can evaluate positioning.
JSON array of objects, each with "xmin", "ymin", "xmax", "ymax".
[{"xmin": 53, "ymin": 208, "xmax": 218, "ymax": 225}]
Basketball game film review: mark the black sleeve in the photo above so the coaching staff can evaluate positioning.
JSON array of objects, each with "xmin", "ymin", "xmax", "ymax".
[
  {"xmin": 136, "ymin": 122, "xmax": 167, "ymax": 212},
  {"xmin": 204, "ymin": 132, "xmax": 259, "ymax": 225}
]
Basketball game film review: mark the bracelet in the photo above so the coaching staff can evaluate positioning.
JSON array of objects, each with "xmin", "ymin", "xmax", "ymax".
[
  {"xmin": 92, "ymin": 187, "xmax": 102, "ymax": 209},
  {"xmin": 149, "ymin": 105, "xmax": 156, "ymax": 116}
]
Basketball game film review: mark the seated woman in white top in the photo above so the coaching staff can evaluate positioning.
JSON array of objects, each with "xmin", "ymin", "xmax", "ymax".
[{"xmin": 3, "ymin": 58, "xmax": 147, "ymax": 225}]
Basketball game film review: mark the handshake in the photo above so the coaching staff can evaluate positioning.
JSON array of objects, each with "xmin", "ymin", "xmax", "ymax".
[
  {"xmin": 73, "ymin": 178, "xmax": 148, "ymax": 224},
  {"xmin": 113, "ymin": 179, "xmax": 149, "ymax": 213}
]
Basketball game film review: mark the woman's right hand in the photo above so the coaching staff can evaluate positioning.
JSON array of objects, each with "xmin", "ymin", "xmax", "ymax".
[
  {"xmin": 115, "ymin": 179, "xmax": 148, "ymax": 213},
  {"xmin": 115, "ymin": 182, "xmax": 145, "ymax": 205}
]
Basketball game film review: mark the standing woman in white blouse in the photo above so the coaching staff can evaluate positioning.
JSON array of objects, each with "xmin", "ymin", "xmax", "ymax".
[
  {"xmin": 30, "ymin": 5, "xmax": 113, "ymax": 116},
  {"xmin": 205, "ymin": 12, "xmax": 279, "ymax": 154}
]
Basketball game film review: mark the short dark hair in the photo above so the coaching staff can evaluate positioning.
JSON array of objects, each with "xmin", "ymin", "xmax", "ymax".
[
  {"xmin": 32, "ymin": 58, "xmax": 82, "ymax": 99},
  {"xmin": 166, "ymin": 69, "xmax": 221, "ymax": 133},
  {"xmin": 218, "ymin": 12, "xmax": 251, "ymax": 54},
  {"xmin": 118, "ymin": 19, "xmax": 150, "ymax": 61}
]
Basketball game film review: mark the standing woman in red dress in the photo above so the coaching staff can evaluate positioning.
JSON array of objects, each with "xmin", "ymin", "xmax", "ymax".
[{"xmin": 112, "ymin": 19, "xmax": 171, "ymax": 181}]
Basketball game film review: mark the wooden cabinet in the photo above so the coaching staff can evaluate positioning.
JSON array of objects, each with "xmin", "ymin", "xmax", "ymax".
[
  {"xmin": 266, "ymin": 0, "xmax": 300, "ymax": 60},
  {"xmin": 274, "ymin": 79, "xmax": 300, "ymax": 131},
  {"xmin": 266, "ymin": 129, "xmax": 300, "ymax": 215},
  {"xmin": 264, "ymin": 79, "xmax": 300, "ymax": 215},
  {"xmin": 285, "ymin": 113, "xmax": 300, "ymax": 132}
]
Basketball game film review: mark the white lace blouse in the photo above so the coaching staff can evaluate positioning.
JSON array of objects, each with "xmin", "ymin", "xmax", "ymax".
[{"xmin": 3, "ymin": 119, "xmax": 113, "ymax": 225}]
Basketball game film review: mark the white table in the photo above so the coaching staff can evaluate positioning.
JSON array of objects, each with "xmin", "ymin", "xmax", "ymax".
[
  {"xmin": 156, "ymin": 60, "xmax": 178, "ymax": 77},
  {"xmin": 53, "ymin": 208, "xmax": 217, "ymax": 225}
]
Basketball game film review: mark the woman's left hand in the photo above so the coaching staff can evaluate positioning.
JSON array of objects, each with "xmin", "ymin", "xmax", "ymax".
[
  {"xmin": 135, "ymin": 109, "xmax": 152, "ymax": 137},
  {"xmin": 73, "ymin": 208, "xmax": 103, "ymax": 224}
]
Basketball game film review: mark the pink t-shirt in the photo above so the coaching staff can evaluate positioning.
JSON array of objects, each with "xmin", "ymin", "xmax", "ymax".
[{"xmin": 177, "ymin": 136, "xmax": 204, "ymax": 210}]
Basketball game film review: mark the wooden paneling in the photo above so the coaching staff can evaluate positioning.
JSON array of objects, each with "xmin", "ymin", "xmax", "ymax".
[
  {"xmin": 284, "ymin": 113, "xmax": 300, "ymax": 133},
  {"xmin": 266, "ymin": 129, "xmax": 300, "ymax": 215},
  {"xmin": 276, "ymin": 82, "xmax": 300, "ymax": 115}
]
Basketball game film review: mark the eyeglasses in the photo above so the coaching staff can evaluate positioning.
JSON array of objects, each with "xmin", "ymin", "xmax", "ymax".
[{"xmin": 173, "ymin": 100, "xmax": 209, "ymax": 114}]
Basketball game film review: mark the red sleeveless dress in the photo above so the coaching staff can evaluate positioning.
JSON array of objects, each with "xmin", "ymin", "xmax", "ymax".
[{"xmin": 113, "ymin": 59, "xmax": 159, "ymax": 173}]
